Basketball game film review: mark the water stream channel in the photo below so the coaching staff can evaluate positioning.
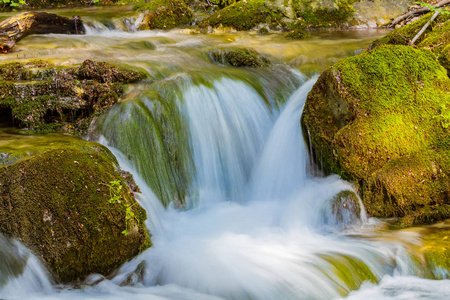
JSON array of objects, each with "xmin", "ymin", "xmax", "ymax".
[{"xmin": 0, "ymin": 6, "xmax": 449, "ymax": 300}]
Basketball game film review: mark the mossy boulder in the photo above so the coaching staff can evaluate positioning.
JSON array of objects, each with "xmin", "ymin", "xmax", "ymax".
[
  {"xmin": 292, "ymin": 0, "xmax": 356, "ymax": 29},
  {"xmin": 301, "ymin": 45, "xmax": 450, "ymax": 225},
  {"xmin": 133, "ymin": 0, "xmax": 194, "ymax": 30},
  {"xmin": 371, "ymin": 11, "xmax": 450, "ymax": 74},
  {"xmin": 371, "ymin": 12, "xmax": 450, "ymax": 49},
  {"xmin": 198, "ymin": 0, "xmax": 285, "ymax": 31},
  {"xmin": 0, "ymin": 136, "xmax": 150, "ymax": 282},
  {"xmin": 0, "ymin": 59, "xmax": 145, "ymax": 133},
  {"xmin": 208, "ymin": 48, "xmax": 270, "ymax": 67}
]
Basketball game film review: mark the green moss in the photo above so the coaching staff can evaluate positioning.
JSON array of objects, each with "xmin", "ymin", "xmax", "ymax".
[
  {"xmin": 76, "ymin": 59, "xmax": 145, "ymax": 83},
  {"xmin": 94, "ymin": 83, "xmax": 193, "ymax": 208},
  {"xmin": 439, "ymin": 44, "xmax": 450, "ymax": 74},
  {"xmin": 319, "ymin": 253, "xmax": 378, "ymax": 296},
  {"xmin": 0, "ymin": 139, "xmax": 150, "ymax": 282},
  {"xmin": 293, "ymin": 0, "xmax": 356, "ymax": 29},
  {"xmin": 209, "ymin": 48, "xmax": 271, "ymax": 68},
  {"xmin": 0, "ymin": 130, "xmax": 111, "ymax": 166},
  {"xmin": 363, "ymin": 150, "xmax": 450, "ymax": 223},
  {"xmin": 371, "ymin": 11, "xmax": 450, "ymax": 48},
  {"xmin": 0, "ymin": 60, "xmax": 145, "ymax": 133},
  {"xmin": 0, "ymin": 234, "xmax": 27, "ymax": 287},
  {"xmin": 421, "ymin": 228, "xmax": 450, "ymax": 278},
  {"xmin": 199, "ymin": 0, "xmax": 285, "ymax": 31},
  {"xmin": 302, "ymin": 45, "xmax": 450, "ymax": 223},
  {"xmin": 133, "ymin": 0, "xmax": 194, "ymax": 30},
  {"xmin": 285, "ymin": 29, "xmax": 310, "ymax": 40},
  {"xmin": 0, "ymin": 60, "xmax": 54, "ymax": 80},
  {"xmin": 257, "ymin": 27, "xmax": 269, "ymax": 35}
]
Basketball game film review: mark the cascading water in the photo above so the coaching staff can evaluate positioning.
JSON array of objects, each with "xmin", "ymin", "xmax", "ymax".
[
  {"xmin": 96, "ymin": 76, "xmax": 448, "ymax": 299},
  {"xmin": 2, "ymin": 71, "xmax": 450, "ymax": 300},
  {"xmin": 0, "ymin": 14, "xmax": 449, "ymax": 299}
]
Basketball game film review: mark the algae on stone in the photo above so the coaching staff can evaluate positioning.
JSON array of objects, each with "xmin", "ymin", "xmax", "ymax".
[
  {"xmin": 0, "ymin": 59, "xmax": 145, "ymax": 133},
  {"xmin": 421, "ymin": 227, "xmax": 450, "ymax": 279},
  {"xmin": 301, "ymin": 45, "xmax": 450, "ymax": 224},
  {"xmin": 93, "ymin": 82, "xmax": 193, "ymax": 208},
  {"xmin": 133, "ymin": 0, "xmax": 194, "ymax": 30},
  {"xmin": 318, "ymin": 253, "xmax": 379, "ymax": 296},
  {"xmin": 285, "ymin": 28, "xmax": 310, "ymax": 40},
  {"xmin": 208, "ymin": 48, "xmax": 271, "ymax": 68},
  {"xmin": 0, "ymin": 137, "xmax": 151, "ymax": 283},
  {"xmin": 199, "ymin": 0, "xmax": 286, "ymax": 31},
  {"xmin": 370, "ymin": 11, "xmax": 450, "ymax": 75}
]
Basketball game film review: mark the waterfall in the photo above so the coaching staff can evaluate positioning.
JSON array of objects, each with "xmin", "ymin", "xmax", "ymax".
[
  {"xmin": 182, "ymin": 78, "xmax": 273, "ymax": 203},
  {"xmin": 97, "ymin": 77, "xmax": 418, "ymax": 299},
  {"xmin": 2, "ymin": 76, "xmax": 449, "ymax": 300}
]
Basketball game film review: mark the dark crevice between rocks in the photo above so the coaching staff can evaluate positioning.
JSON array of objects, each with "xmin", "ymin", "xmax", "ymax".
[
  {"xmin": 0, "ymin": 106, "xmax": 14, "ymax": 128},
  {"xmin": 301, "ymin": 120, "xmax": 324, "ymax": 178}
]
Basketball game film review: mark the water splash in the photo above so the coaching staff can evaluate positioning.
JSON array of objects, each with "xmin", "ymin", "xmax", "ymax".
[
  {"xmin": 1, "ymin": 75, "xmax": 448, "ymax": 300},
  {"xmin": 98, "ymin": 77, "xmax": 415, "ymax": 299}
]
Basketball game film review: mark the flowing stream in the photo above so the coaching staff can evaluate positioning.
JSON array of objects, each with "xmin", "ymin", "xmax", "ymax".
[{"xmin": 0, "ymin": 7, "xmax": 449, "ymax": 300}]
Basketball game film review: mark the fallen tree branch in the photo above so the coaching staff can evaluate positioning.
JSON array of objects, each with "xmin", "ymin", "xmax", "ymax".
[
  {"xmin": 0, "ymin": 12, "xmax": 85, "ymax": 54},
  {"xmin": 389, "ymin": 0, "xmax": 450, "ymax": 27},
  {"xmin": 409, "ymin": 10, "xmax": 440, "ymax": 45}
]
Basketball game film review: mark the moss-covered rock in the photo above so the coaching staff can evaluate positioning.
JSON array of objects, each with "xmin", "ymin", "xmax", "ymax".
[
  {"xmin": 198, "ymin": 0, "xmax": 285, "ymax": 31},
  {"xmin": 208, "ymin": 48, "xmax": 270, "ymax": 68},
  {"xmin": 133, "ymin": 0, "xmax": 194, "ymax": 30},
  {"xmin": 92, "ymin": 84, "xmax": 193, "ymax": 208},
  {"xmin": 0, "ymin": 59, "xmax": 145, "ymax": 133},
  {"xmin": 293, "ymin": 0, "xmax": 356, "ymax": 29},
  {"xmin": 421, "ymin": 227, "xmax": 450, "ymax": 279},
  {"xmin": 301, "ymin": 45, "xmax": 450, "ymax": 224},
  {"xmin": 0, "ymin": 233, "xmax": 27, "ymax": 286},
  {"xmin": 0, "ymin": 137, "xmax": 151, "ymax": 282},
  {"xmin": 285, "ymin": 28, "xmax": 310, "ymax": 40},
  {"xmin": 370, "ymin": 11, "xmax": 450, "ymax": 74},
  {"xmin": 371, "ymin": 12, "xmax": 450, "ymax": 49},
  {"xmin": 318, "ymin": 253, "xmax": 379, "ymax": 296}
]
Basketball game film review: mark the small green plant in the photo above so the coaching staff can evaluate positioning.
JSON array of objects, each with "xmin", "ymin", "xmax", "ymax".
[
  {"xmin": 1, "ymin": 0, "xmax": 26, "ymax": 7},
  {"xmin": 416, "ymin": 2, "xmax": 450, "ymax": 15},
  {"xmin": 103, "ymin": 180, "xmax": 139, "ymax": 235}
]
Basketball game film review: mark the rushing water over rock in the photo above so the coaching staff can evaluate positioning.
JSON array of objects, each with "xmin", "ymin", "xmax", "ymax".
[{"xmin": 0, "ymin": 9, "xmax": 448, "ymax": 299}]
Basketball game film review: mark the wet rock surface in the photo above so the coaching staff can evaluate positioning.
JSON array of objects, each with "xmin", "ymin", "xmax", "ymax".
[
  {"xmin": 0, "ymin": 59, "xmax": 145, "ymax": 134},
  {"xmin": 0, "ymin": 136, "xmax": 151, "ymax": 283},
  {"xmin": 302, "ymin": 45, "xmax": 450, "ymax": 225}
]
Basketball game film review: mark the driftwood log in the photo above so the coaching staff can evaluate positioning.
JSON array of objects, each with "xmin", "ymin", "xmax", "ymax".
[
  {"xmin": 389, "ymin": 0, "xmax": 450, "ymax": 27},
  {"xmin": 0, "ymin": 11, "xmax": 84, "ymax": 53}
]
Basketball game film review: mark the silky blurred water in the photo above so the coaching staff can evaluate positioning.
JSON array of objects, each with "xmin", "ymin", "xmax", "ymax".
[{"xmin": 0, "ymin": 7, "xmax": 448, "ymax": 300}]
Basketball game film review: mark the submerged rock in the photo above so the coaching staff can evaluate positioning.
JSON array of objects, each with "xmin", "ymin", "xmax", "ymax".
[
  {"xmin": 301, "ymin": 45, "xmax": 450, "ymax": 225},
  {"xmin": 324, "ymin": 190, "xmax": 361, "ymax": 228},
  {"xmin": 208, "ymin": 48, "xmax": 271, "ymax": 68},
  {"xmin": 421, "ymin": 226, "xmax": 450, "ymax": 279},
  {"xmin": 0, "ymin": 137, "xmax": 151, "ymax": 283},
  {"xmin": 133, "ymin": 0, "xmax": 194, "ymax": 30},
  {"xmin": 0, "ymin": 234, "xmax": 27, "ymax": 286},
  {"xmin": 285, "ymin": 29, "xmax": 310, "ymax": 40},
  {"xmin": 0, "ymin": 59, "xmax": 145, "ymax": 134}
]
